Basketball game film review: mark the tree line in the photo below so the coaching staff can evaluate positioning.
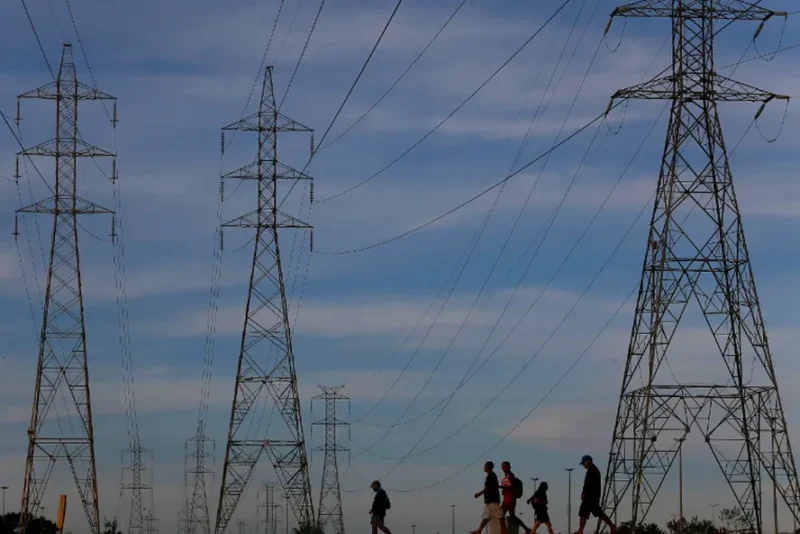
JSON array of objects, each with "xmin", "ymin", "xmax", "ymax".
[{"xmin": 618, "ymin": 507, "xmax": 800, "ymax": 534}]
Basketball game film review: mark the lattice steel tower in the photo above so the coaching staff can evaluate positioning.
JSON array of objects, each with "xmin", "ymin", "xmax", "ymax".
[
  {"xmin": 215, "ymin": 65, "xmax": 315, "ymax": 533},
  {"xmin": 312, "ymin": 387, "xmax": 349, "ymax": 534},
  {"xmin": 15, "ymin": 43, "xmax": 115, "ymax": 534},
  {"xmin": 600, "ymin": 2, "xmax": 799, "ymax": 532},
  {"xmin": 258, "ymin": 484, "xmax": 281, "ymax": 534},
  {"xmin": 121, "ymin": 444, "xmax": 153, "ymax": 534}
]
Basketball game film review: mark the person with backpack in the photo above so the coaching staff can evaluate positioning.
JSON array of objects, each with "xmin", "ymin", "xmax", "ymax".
[
  {"xmin": 526, "ymin": 481, "xmax": 554, "ymax": 534},
  {"xmin": 369, "ymin": 480, "xmax": 393, "ymax": 534},
  {"xmin": 500, "ymin": 461, "xmax": 529, "ymax": 534}
]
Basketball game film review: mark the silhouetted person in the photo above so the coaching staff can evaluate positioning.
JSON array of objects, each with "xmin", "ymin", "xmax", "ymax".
[
  {"xmin": 576, "ymin": 456, "xmax": 615, "ymax": 534},
  {"xmin": 472, "ymin": 461, "xmax": 508, "ymax": 534},
  {"xmin": 527, "ymin": 481, "xmax": 553, "ymax": 534},
  {"xmin": 500, "ymin": 461, "xmax": 529, "ymax": 534},
  {"xmin": 370, "ymin": 480, "xmax": 393, "ymax": 534}
]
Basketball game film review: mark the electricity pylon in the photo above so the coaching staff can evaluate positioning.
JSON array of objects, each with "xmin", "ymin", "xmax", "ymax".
[
  {"xmin": 121, "ymin": 444, "xmax": 153, "ymax": 534},
  {"xmin": 214, "ymin": 65, "xmax": 315, "ymax": 533},
  {"xmin": 184, "ymin": 433, "xmax": 214, "ymax": 534},
  {"xmin": 258, "ymin": 484, "xmax": 281, "ymax": 534},
  {"xmin": 312, "ymin": 387, "xmax": 349, "ymax": 534},
  {"xmin": 600, "ymin": 2, "xmax": 800, "ymax": 532},
  {"xmin": 15, "ymin": 43, "xmax": 115, "ymax": 534}
]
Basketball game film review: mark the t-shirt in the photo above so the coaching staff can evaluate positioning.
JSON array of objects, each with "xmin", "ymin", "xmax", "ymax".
[
  {"xmin": 501, "ymin": 472, "xmax": 516, "ymax": 504},
  {"xmin": 371, "ymin": 489, "xmax": 390, "ymax": 517},
  {"xmin": 484, "ymin": 472, "xmax": 500, "ymax": 504},
  {"xmin": 582, "ymin": 464, "xmax": 602, "ymax": 503}
]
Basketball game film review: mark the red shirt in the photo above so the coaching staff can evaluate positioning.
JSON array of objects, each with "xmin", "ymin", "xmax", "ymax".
[{"xmin": 501, "ymin": 472, "xmax": 515, "ymax": 506}]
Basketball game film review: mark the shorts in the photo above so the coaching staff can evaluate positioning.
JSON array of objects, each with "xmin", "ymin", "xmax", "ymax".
[
  {"xmin": 371, "ymin": 514, "xmax": 385, "ymax": 527},
  {"xmin": 578, "ymin": 500, "xmax": 604, "ymax": 519},
  {"xmin": 502, "ymin": 500, "xmax": 516, "ymax": 513},
  {"xmin": 534, "ymin": 510, "xmax": 550, "ymax": 523},
  {"xmin": 482, "ymin": 503, "xmax": 504, "ymax": 521}
]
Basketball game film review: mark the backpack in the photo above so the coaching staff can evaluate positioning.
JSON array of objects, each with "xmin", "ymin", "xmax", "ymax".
[
  {"xmin": 512, "ymin": 476, "xmax": 523, "ymax": 499},
  {"xmin": 384, "ymin": 492, "xmax": 391, "ymax": 510}
]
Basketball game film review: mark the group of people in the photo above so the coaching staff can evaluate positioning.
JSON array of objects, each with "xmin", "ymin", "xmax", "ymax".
[{"xmin": 367, "ymin": 455, "xmax": 617, "ymax": 534}]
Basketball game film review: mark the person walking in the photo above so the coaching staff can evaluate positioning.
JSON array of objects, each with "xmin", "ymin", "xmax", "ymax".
[
  {"xmin": 471, "ymin": 461, "xmax": 508, "ymax": 534},
  {"xmin": 370, "ymin": 481, "xmax": 393, "ymax": 534},
  {"xmin": 526, "ymin": 481, "xmax": 554, "ymax": 534},
  {"xmin": 500, "ymin": 461, "xmax": 529, "ymax": 534},
  {"xmin": 575, "ymin": 456, "xmax": 615, "ymax": 534}
]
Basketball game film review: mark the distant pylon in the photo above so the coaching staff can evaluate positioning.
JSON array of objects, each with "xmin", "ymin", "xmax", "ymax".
[
  {"xmin": 312, "ymin": 386, "xmax": 349, "ymax": 534},
  {"xmin": 184, "ymin": 432, "xmax": 214, "ymax": 534},
  {"xmin": 15, "ymin": 43, "xmax": 116, "ymax": 534},
  {"xmin": 258, "ymin": 484, "xmax": 281, "ymax": 534},
  {"xmin": 121, "ymin": 443, "xmax": 153, "ymax": 534},
  {"xmin": 214, "ymin": 65, "xmax": 315, "ymax": 534},
  {"xmin": 600, "ymin": 2, "xmax": 800, "ymax": 532}
]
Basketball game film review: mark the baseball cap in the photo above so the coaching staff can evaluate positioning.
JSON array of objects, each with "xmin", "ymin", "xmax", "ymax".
[
  {"xmin": 580, "ymin": 455, "xmax": 592, "ymax": 465},
  {"xmin": 370, "ymin": 480, "xmax": 380, "ymax": 488}
]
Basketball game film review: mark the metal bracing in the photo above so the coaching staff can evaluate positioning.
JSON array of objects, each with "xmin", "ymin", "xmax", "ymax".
[
  {"xmin": 16, "ymin": 43, "xmax": 115, "ymax": 534},
  {"xmin": 214, "ymin": 66, "xmax": 315, "ymax": 534},
  {"xmin": 312, "ymin": 387, "xmax": 349, "ymax": 534},
  {"xmin": 600, "ymin": 2, "xmax": 799, "ymax": 533}
]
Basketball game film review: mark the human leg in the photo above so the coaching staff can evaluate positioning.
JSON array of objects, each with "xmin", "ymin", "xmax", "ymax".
[
  {"xmin": 544, "ymin": 522, "xmax": 554, "ymax": 534},
  {"xmin": 576, "ymin": 501, "xmax": 591, "ymax": 534}
]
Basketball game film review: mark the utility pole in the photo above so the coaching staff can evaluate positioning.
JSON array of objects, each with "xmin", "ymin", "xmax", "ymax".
[
  {"xmin": 599, "ymin": 1, "xmax": 800, "ymax": 531},
  {"xmin": 16, "ymin": 43, "xmax": 116, "ymax": 534},
  {"xmin": 565, "ymin": 468, "xmax": 574, "ymax": 534},
  {"xmin": 710, "ymin": 504, "xmax": 718, "ymax": 526},
  {"xmin": 313, "ymin": 386, "xmax": 349, "ymax": 534},
  {"xmin": 2, "ymin": 485, "xmax": 8, "ymax": 516},
  {"xmin": 214, "ymin": 65, "xmax": 315, "ymax": 534},
  {"xmin": 675, "ymin": 437, "xmax": 685, "ymax": 534},
  {"xmin": 452, "ymin": 505, "xmax": 456, "ymax": 534},
  {"xmin": 412, "ymin": 525, "xmax": 416, "ymax": 534}
]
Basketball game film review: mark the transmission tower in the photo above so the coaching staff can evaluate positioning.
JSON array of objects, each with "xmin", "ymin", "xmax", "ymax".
[
  {"xmin": 258, "ymin": 484, "xmax": 282, "ymax": 534},
  {"xmin": 144, "ymin": 512, "xmax": 159, "ymax": 534},
  {"xmin": 15, "ymin": 43, "xmax": 115, "ymax": 534},
  {"xmin": 600, "ymin": 2, "xmax": 800, "ymax": 532},
  {"xmin": 214, "ymin": 65, "xmax": 315, "ymax": 534},
  {"xmin": 312, "ymin": 386, "xmax": 349, "ymax": 534},
  {"xmin": 184, "ymin": 433, "xmax": 214, "ymax": 534},
  {"xmin": 121, "ymin": 444, "xmax": 153, "ymax": 534}
]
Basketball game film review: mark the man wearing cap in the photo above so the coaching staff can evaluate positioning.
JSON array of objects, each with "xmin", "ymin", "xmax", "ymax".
[
  {"xmin": 576, "ymin": 455, "xmax": 615, "ymax": 534},
  {"xmin": 370, "ymin": 480, "xmax": 393, "ymax": 534}
]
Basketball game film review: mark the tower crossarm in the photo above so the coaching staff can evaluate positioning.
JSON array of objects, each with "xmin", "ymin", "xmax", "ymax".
[
  {"xmin": 17, "ymin": 196, "xmax": 113, "ymax": 215},
  {"xmin": 19, "ymin": 80, "xmax": 116, "ymax": 101},
  {"xmin": 610, "ymin": 74, "xmax": 788, "ymax": 103},
  {"xmin": 608, "ymin": 0, "xmax": 780, "ymax": 20},
  {"xmin": 223, "ymin": 160, "xmax": 313, "ymax": 181},
  {"xmin": 223, "ymin": 112, "xmax": 312, "ymax": 134}
]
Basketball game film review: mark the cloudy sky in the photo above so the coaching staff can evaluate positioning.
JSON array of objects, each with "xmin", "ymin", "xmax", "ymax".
[{"xmin": 2, "ymin": 0, "xmax": 800, "ymax": 533}]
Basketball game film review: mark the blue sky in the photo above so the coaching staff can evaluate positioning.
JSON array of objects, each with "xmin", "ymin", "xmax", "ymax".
[{"xmin": 2, "ymin": 0, "xmax": 800, "ymax": 533}]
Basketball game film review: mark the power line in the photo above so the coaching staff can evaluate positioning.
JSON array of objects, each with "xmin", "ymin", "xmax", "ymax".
[
  {"xmin": 317, "ymin": 0, "xmax": 469, "ymax": 153},
  {"xmin": 312, "ymin": 0, "xmax": 404, "ymax": 154},
  {"xmin": 314, "ymin": 102, "xmax": 621, "ymax": 255},
  {"xmin": 278, "ymin": 0, "xmax": 327, "ymax": 111},
  {"xmin": 315, "ymin": 0, "xmax": 575, "ymax": 203},
  {"xmin": 351, "ymin": 0, "xmax": 602, "ymax": 437},
  {"xmin": 20, "ymin": 0, "xmax": 55, "ymax": 78},
  {"xmin": 348, "ymin": 0, "xmax": 598, "ymax": 423}
]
